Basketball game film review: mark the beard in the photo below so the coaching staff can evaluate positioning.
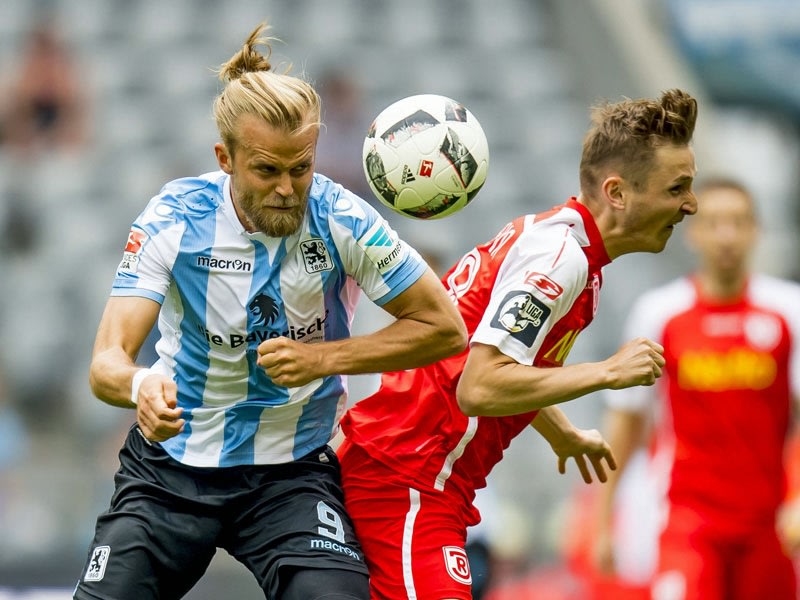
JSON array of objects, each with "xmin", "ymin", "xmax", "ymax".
[{"xmin": 235, "ymin": 186, "xmax": 308, "ymax": 237}]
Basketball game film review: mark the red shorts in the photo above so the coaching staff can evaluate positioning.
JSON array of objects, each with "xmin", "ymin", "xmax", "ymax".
[
  {"xmin": 338, "ymin": 439, "xmax": 474, "ymax": 600},
  {"xmin": 654, "ymin": 503, "xmax": 796, "ymax": 600}
]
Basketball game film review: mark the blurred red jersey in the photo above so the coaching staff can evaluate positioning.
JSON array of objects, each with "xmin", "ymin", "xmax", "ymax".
[
  {"xmin": 609, "ymin": 275, "xmax": 800, "ymax": 530},
  {"xmin": 341, "ymin": 199, "xmax": 611, "ymax": 524}
]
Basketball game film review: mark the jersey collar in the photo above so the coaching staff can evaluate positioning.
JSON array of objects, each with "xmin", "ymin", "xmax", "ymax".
[
  {"xmin": 690, "ymin": 275, "xmax": 750, "ymax": 308},
  {"xmin": 566, "ymin": 197, "xmax": 611, "ymax": 267}
]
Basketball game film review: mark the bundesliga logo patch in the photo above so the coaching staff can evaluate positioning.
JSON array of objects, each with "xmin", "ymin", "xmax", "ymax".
[
  {"xmin": 84, "ymin": 545, "xmax": 111, "ymax": 582},
  {"xmin": 119, "ymin": 228, "xmax": 147, "ymax": 273}
]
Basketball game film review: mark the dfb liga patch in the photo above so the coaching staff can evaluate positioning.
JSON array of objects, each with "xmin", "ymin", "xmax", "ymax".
[{"xmin": 490, "ymin": 290, "xmax": 551, "ymax": 347}]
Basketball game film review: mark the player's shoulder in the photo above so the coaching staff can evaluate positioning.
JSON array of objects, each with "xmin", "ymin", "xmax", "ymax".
[
  {"xmin": 309, "ymin": 172, "xmax": 387, "ymax": 239},
  {"xmin": 750, "ymin": 272, "xmax": 800, "ymax": 296},
  {"xmin": 749, "ymin": 273, "xmax": 800, "ymax": 316},
  {"xmin": 513, "ymin": 207, "xmax": 585, "ymax": 253},
  {"xmin": 310, "ymin": 173, "xmax": 367, "ymax": 218},
  {"xmin": 520, "ymin": 201, "xmax": 605, "ymax": 253},
  {"xmin": 627, "ymin": 277, "xmax": 696, "ymax": 326},
  {"xmin": 154, "ymin": 170, "xmax": 226, "ymax": 215}
]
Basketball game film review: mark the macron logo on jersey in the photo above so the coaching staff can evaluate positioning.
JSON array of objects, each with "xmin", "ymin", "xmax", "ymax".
[
  {"xmin": 358, "ymin": 221, "xmax": 404, "ymax": 274},
  {"xmin": 249, "ymin": 294, "xmax": 280, "ymax": 326},
  {"xmin": 196, "ymin": 255, "xmax": 252, "ymax": 272}
]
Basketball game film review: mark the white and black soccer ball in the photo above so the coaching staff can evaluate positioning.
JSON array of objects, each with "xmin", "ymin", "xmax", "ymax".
[{"xmin": 362, "ymin": 94, "xmax": 489, "ymax": 220}]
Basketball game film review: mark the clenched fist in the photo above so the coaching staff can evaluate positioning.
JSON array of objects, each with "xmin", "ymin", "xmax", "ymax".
[
  {"xmin": 135, "ymin": 373, "xmax": 184, "ymax": 442},
  {"xmin": 257, "ymin": 336, "xmax": 325, "ymax": 388},
  {"xmin": 605, "ymin": 337, "xmax": 665, "ymax": 389}
]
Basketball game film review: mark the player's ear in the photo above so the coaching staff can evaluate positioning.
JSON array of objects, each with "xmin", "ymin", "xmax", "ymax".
[
  {"xmin": 215, "ymin": 143, "xmax": 234, "ymax": 174},
  {"xmin": 601, "ymin": 175, "xmax": 625, "ymax": 210}
]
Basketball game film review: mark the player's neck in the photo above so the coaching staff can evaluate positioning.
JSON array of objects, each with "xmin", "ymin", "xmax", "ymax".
[{"xmin": 696, "ymin": 270, "xmax": 748, "ymax": 302}]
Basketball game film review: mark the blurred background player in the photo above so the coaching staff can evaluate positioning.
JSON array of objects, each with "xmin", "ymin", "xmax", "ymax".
[
  {"xmin": 338, "ymin": 88, "xmax": 699, "ymax": 600},
  {"xmin": 594, "ymin": 177, "xmax": 800, "ymax": 600},
  {"xmin": 72, "ymin": 23, "xmax": 466, "ymax": 600}
]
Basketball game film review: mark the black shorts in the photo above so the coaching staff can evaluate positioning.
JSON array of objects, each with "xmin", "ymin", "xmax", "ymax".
[{"xmin": 73, "ymin": 425, "xmax": 368, "ymax": 600}]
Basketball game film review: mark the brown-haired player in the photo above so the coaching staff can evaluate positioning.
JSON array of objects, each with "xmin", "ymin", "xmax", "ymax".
[{"xmin": 338, "ymin": 89, "xmax": 699, "ymax": 599}]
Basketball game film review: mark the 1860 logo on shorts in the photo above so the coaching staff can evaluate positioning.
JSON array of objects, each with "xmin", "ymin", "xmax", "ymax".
[
  {"xmin": 84, "ymin": 545, "xmax": 111, "ymax": 581},
  {"xmin": 442, "ymin": 546, "xmax": 471, "ymax": 584}
]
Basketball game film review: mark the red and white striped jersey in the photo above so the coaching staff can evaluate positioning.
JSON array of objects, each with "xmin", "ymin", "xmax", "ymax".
[
  {"xmin": 606, "ymin": 274, "xmax": 800, "ymax": 528},
  {"xmin": 341, "ymin": 198, "xmax": 611, "ymax": 524}
]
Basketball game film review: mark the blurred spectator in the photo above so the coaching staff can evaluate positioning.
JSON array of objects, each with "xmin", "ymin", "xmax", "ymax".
[
  {"xmin": 0, "ymin": 188, "xmax": 37, "ymax": 257},
  {"xmin": 0, "ymin": 17, "xmax": 89, "ymax": 156},
  {"xmin": 0, "ymin": 363, "xmax": 29, "ymax": 471},
  {"xmin": 315, "ymin": 68, "xmax": 373, "ymax": 201}
]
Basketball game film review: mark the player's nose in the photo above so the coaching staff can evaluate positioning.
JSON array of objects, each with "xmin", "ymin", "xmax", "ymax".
[
  {"xmin": 275, "ymin": 171, "xmax": 293, "ymax": 197},
  {"xmin": 682, "ymin": 191, "xmax": 698, "ymax": 215}
]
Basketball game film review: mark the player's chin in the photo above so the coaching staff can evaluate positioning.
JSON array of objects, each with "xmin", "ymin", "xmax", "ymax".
[
  {"xmin": 260, "ymin": 211, "xmax": 304, "ymax": 237},
  {"xmin": 647, "ymin": 228, "xmax": 674, "ymax": 253}
]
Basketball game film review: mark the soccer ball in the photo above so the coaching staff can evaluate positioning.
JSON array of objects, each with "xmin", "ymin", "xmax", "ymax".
[{"xmin": 362, "ymin": 94, "xmax": 489, "ymax": 220}]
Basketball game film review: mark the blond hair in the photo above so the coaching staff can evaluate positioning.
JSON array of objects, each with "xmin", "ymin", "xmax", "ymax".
[
  {"xmin": 579, "ymin": 88, "xmax": 698, "ymax": 194},
  {"xmin": 213, "ymin": 23, "xmax": 321, "ymax": 152}
]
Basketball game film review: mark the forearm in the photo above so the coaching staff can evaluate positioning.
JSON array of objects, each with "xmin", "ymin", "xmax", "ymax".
[
  {"xmin": 460, "ymin": 358, "xmax": 612, "ymax": 417},
  {"xmin": 459, "ymin": 337, "xmax": 663, "ymax": 417},
  {"xmin": 531, "ymin": 405, "xmax": 578, "ymax": 449},
  {"xmin": 89, "ymin": 347, "xmax": 143, "ymax": 408},
  {"xmin": 89, "ymin": 296, "xmax": 161, "ymax": 407},
  {"xmin": 318, "ymin": 315, "xmax": 466, "ymax": 377},
  {"xmin": 257, "ymin": 269, "xmax": 467, "ymax": 387}
]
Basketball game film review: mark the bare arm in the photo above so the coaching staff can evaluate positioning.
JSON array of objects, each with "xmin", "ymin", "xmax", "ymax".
[
  {"xmin": 593, "ymin": 407, "xmax": 648, "ymax": 575},
  {"xmin": 257, "ymin": 268, "xmax": 467, "ymax": 387},
  {"xmin": 456, "ymin": 337, "xmax": 664, "ymax": 417},
  {"xmin": 531, "ymin": 405, "xmax": 617, "ymax": 484},
  {"xmin": 89, "ymin": 296, "xmax": 160, "ymax": 406},
  {"xmin": 89, "ymin": 296, "xmax": 184, "ymax": 441}
]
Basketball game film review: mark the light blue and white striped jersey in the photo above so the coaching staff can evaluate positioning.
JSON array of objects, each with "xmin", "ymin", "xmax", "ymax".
[{"xmin": 111, "ymin": 171, "xmax": 427, "ymax": 467}]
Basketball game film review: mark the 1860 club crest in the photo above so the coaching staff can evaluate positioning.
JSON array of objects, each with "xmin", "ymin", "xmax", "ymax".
[{"xmin": 301, "ymin": 239, "xmax": 333, "ymax": 274}]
